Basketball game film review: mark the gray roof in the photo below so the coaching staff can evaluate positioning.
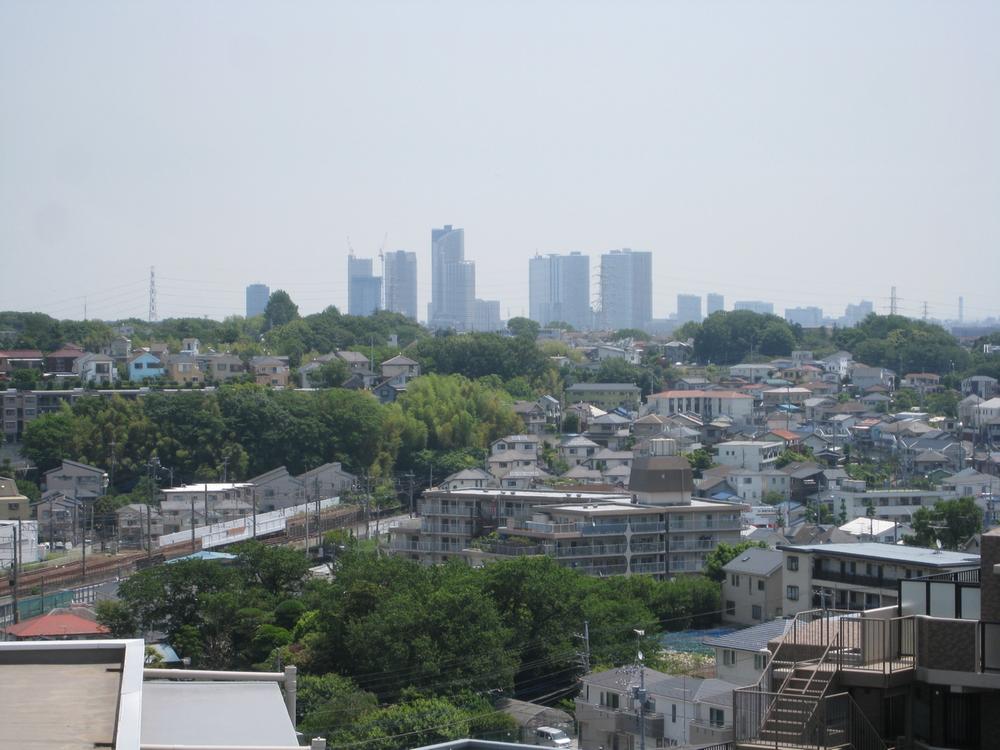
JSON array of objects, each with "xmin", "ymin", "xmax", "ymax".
[
  {"xmin": 777, "ymin": 542, "xmax": 980, "ymax": 567},
  {"xmin": 722, "ymin": 547, "xmax": 783, "ymax": 576},
  {"xmin": 703, "ymin": 619, "xmax": 794, "ymax": 653},
  {"xmin": 584, "ymin": 667, "xmax": 702, "ymax": 701},
  {"xmin": 566, "ymin": 382, "xmax": 640, "ymax": 391}
]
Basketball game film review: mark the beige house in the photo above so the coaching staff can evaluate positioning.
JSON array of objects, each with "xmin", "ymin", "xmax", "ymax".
[
  {"xmin": 250, "ymin": 356, "xmax": 289, "ymax": 387},
  {"xmin": 721, "ymin": 547, "xmax": 784, "ymax": 626},
  {"xmin": 0, "ymin": 476, "xmax": 30, "ymax": 520},
  {"xmin": 165, "ymin": 354, "xmax": 203, "ymax": 384},
  {"xmin": 199, "ymin": 353, "xmax": 245, "ymax": 382}
]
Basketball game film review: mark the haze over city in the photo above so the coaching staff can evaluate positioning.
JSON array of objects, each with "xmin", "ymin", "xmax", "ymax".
[{"xmin": 2, "ymin": 1, "xmax": 998, "ymax": 323}]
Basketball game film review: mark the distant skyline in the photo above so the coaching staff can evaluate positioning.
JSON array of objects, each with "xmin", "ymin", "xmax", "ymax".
[{"xmin": 2, "ymin": 1, "xmax": 998, "ymax": 324}]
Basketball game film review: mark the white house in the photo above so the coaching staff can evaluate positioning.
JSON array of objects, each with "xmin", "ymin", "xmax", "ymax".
[{"xmin": 715, "ymin": 441, "xmax": 783, "ymax": 472}]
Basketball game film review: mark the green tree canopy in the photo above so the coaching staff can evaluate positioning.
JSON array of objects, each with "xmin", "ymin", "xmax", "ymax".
[{"xmin": 265, "ymin": 290, "xmax": 300, "ymax": 328}]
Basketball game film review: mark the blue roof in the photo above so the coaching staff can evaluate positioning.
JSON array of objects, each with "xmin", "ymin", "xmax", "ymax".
[{"xmin": 711, "ymin": 491, "xmax": 738, "ymax": 501}]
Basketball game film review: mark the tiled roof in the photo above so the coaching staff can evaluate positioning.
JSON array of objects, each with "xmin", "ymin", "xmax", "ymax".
[{"xmin": 703, "ymin": 620, "xmax": 793, "ymax": 653}]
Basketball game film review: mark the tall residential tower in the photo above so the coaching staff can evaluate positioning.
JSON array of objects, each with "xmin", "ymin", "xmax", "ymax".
[
  {"xmin": 528, "ymin": 252, "xmax": 591, "ymax": 330},
  {"xmin": 600, "ymin": 249, "xmax": 652, "ymax": 331},
  {"xmin": 383, "ymin": 250, "xmax": 418, "ymax": 320},
  {"xmin": 429, "ymin": 225, "xmax": 475, "ymax": 330},
  {"xmin": 347, "ymin": 256, "xmax": 382, "ymax": 316},
  {"xmin": 246, "ymin": 283, "xmax": 270, "ymax": 318}
]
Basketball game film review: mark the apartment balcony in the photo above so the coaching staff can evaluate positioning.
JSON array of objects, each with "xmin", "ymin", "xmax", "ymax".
[
  {"xmin": 668, "ymin": 539, "xmax": 717, "ymax": 552},
  {"xmin": 471, "ymin": 540, "xmax": 546, "ymax": 557},
  {"xmin": 420, "ymin": 501, "xmax": 490, "ymax": 518},
  {"xmin": 581, "ymin": 522, "xmax": 629, "ymax": 536},
  {"xmin": 563, "ymin": 562, "xmax": 628, "ymax": 577},
  {"xmin": 629, "ymin": 521, "xmax": 667, "ymax": 533},
  {"xmin": 550, "ymin": 543, "xmax": 628, "ymax": 558},
  {"xmin": 505, "ymin": 518, "xmax": 583, "ymax": 536},
  {"xmin": 389, "ymin": 539, "xmax": 466, "ymax": 553},
  {"xmin": 670, "ymin": 518, "xmax": 742, "ymax": 532},
  {"xmin": 420, "ymin": 521, "xmax": 476, "ymax": 535},
  {"xmin": 812, "ymin": 566, "xmax": 893, "ymax": 590},
  {"xmin": 631, "ymin": 561, "xmax": 667, "ymax": 575},
  {"xmin": 668, "ymin": 559, "xmax": 705, "ymax": 573},
  {"xmin": 629, "ymin": 541, "xmax": 665, "ymax": 554}
]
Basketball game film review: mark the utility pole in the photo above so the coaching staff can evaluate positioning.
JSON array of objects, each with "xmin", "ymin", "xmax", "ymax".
[
  {"xmin": 252, "ymin": 489, "xmax": 257, "ymax": 539},
  {"xmin": 575, "ymin": 620, "xmax": 591, "ymax": 673},
  {"xmin": 314, "ymin": 476, "xmax": 321, "ymax": 552},
  {"xmin": 633, "ymin": 629, "xmax": 647, "ymax": 750},
  {"xmin": 405, "ymin": 472, "xmax": 415, "ymax": 517},
  {"xmin": 190, "ymin": 497, "xmax": 196, "ymax": 550},
  {"xmin": 12, "ymin": 521, "xmax": 20, "ymax": 624}
]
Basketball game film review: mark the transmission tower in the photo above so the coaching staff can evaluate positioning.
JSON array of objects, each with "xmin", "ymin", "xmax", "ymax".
[
  {"xmin": 890, "ymin": 286, "xmax": 897, "ymax": 316},
  {"xmin": 148, "ymin": 266, "xmax": 158, "ymax": 322}
]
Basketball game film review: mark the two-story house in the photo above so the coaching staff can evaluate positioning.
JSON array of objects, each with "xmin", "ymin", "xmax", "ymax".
[
  {"xmin": 250, "ymin": 356, "xmax": 289, "ymax": 387},
  {"xmin": 565, "ymin": 382, "xmax": 642, "ymax": 412},
  {"xmin": 721, "ymin": 547, "xmax": 785, "ymax": 626},
  {"xmin": 127, "ymin": 351, "xmax": 165, "ymax": 382}
]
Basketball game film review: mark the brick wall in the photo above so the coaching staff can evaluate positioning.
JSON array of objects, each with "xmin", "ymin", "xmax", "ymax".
[{"xmin": 916, "ymin": 617, "xmax": 977, "ymax": 671}]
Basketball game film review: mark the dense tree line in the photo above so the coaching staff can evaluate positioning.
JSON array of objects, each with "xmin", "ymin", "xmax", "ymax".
[
  {"xmin": 99, "ymin": 541, "xmax": 721, "ymax": 747},
  {"xmin": 21, "ymin": 378, "xmax": 520, "ymax": 492}
]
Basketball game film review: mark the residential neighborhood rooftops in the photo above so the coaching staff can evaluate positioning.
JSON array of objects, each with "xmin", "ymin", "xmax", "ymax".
[
  {"xmin": 566, "ymin": 382, "xmax": 640, "ymax": 391},
  {"xmin": 649, "ymin": 389, "xmax": 753, "ymax": 399}
]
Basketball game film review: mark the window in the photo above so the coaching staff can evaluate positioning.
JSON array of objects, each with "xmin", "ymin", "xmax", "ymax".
[
  {"xmin": 723, "ymin": 649, "xmax": 736, "ymax": 666},
  {"xmin": 752, "ymin": 605, "xmax": 762, "ymax": 620},
  {"xmin": 787, "ymin": 585, "xmax": 800, "ymax": 601},
  {"xmin": 787, "ymin": 556, "xmax": 799, "ymax": 571},
  {"xmin": 731, "ymin": 574, "xmax": 740, "ymax": 587},
  {"xmin": 754, "ymin": 653, "xmax": 766, "ymax": 670},
  {"xmin": 600, "ymin": 691, "xmax": 620, "ymax": 709},
  {"xmin": 710, "ymin": 707, "xmax": 725, "ymax": 727},
  {"xmin": 726, "ymin": 600, "xmax": 735, "ymax": 616},
  {"xmin": 7, "ymin": 502, "xmax": 19, "ymax": 511},
  {"xmin": 757, "ymin": 579, "xmax": 765, "ymax": 591}
]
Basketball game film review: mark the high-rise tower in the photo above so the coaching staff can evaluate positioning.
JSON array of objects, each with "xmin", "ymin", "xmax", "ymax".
[
  {"xmin": 384, "ymin": 250, "xmax": 418, "ymax": 320},
  {"xmin": 528, "ymin": 252, "xmax": 591, "ymax": 330},
  {"xmin": 600, "ymin": 249, "xmax": 652, "ymax": 331},
  {"xmin": 429, "ymin": 225, "xmax": 474, "ymax": 330}
]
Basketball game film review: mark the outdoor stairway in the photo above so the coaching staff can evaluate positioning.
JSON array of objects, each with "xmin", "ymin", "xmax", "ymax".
[{"xmin": 759, "ymin": 663, "xmax": 845, "ymax": 748}]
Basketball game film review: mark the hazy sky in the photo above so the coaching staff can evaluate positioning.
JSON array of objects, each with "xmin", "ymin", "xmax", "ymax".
[{"xmin": 2, "ymin": 1, "xmax": 998, "ymax": 324}]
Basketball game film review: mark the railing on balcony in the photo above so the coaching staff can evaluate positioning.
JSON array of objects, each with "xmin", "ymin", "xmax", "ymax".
[
  {"xmin": 472, "ymin": 541, "xmax": 546, "ymax": 556},
  {"xmin": 629, "ymin": 541, "xmax": 665, "ymax": 553},
  {"xmin": 421, "ymin": 521, "xmax": 476, "ymax": 535},
  {"xmin": 629, "ymin": 521, "xmax": 667, "ymax": 533},
  {"xmin": 390, "ymin": 539, "xmax": 465, "ymax": 553},
  {"xmin": 836, "ymin": 615, "xmax": 915, "ymax": 674},
  {"xmin": 668, "ymin": 539, "xmax": 717, "ymax": 552},
  {"xmin": 550, "ymin": 543, "xmax": 627, "ymax": 558},
  {"xmin": 812, "ymin": 565, "xmax": 891, "ymax": 589},
  {"xmin": 563, "ymin": 562, "xmax": 628, "ymax": 577},
  {"xmin": 669, "ymin": 518, "xmax": 741, "ymax": 532},
  {"xmin": 581, "ymin": 522, "xmax": 629, "ymax": 535},
  {"xmin": 506, "ymin": 518, "xmax": 582, "ymax": 535},
  {"xmin": 668, "ymin": 559, "xmax": 705, "ymax": 573},
  {"xmin": 631, "ymin": 561, "xmax": 666, "ymax": 575}
]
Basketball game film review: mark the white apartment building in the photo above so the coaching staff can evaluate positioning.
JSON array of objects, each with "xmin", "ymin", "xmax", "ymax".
[
  {"xmin": 159, "ymin": 483, "xmax": 254, "ymax": 535},
  {"xmin": 778, "ymin": 542, "xmax": 979, "ymax": 615},
  {"xmin": 646, "ymin": 390, "xmax": 754, "ymax": 427},
  {"xmin": 715, "ymin": 441, "xmax": 783, "ymax": 472}
]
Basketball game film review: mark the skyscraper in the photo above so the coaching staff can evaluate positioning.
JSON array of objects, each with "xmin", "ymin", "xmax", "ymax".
[
  {"xmin": 429, "ymin": 225, "xmax": 475, "ymax": 330},
  {"xmin": 785, "ymin": 306, "xmax": 823, "ymax": 327},
  {"xmin": 384, "ymin": 250, "xmax": 418, "ymax": 320},
  {"xmin": 734, "ymin": 300, "xmax": 774, "ymax": 315},
  {"xmin": 600, "ymin": 249, "xmax": 652, "ymax": 331},
  {"xmin": 347, "ymin": 255, "xmax": 382, "ymax": 316},
  {"xmin": 245, "ymin": 283, "xmax": 270, "ymax": 318},
  {"xmin": 676, "ymin": 294, "xmax": 702, "ymax": 325},
  {"xmin": 707, "ymin": 293, "xmax": 725, "ymax": 316},
  {"xmin": 473, "ymin": 299, "xmax": 502, "ymax": 331},
  {"xmin": 528, "ymin": 252, "xmax": 591, "ymax": 330}
]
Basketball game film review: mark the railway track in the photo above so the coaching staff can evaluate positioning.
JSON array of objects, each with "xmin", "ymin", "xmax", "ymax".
[{"xmin": 2, "ymin": 505, "xmax": 365, "ymax": 595}]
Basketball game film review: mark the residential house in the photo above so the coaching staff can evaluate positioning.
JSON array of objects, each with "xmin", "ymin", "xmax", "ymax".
[
  {"xmin": 74, "ymin": 353, "xmax": 117, "ymax": 385},
  {"xmin": 585, "ymin": 411, "xmax": 632, "ymax": 449},
  {"xmin": 559, "ymin": 435, "xmax": 601, "ymax": 467},
  {"xmin": 715, "ymin": 441, "xmax": 783, "ymax": 472},
  {"xmin": 250, "ymin": 356, "xmax": 289, "ymax": 387},
  {"xmin": 576, "ymin": 667, "xmax": 739, "ymax": 750},
  {"xmin": 675, "ymin": 375, "xmax": 712, "ymax": 390},
  {"xmin": 837, "ymin": 516, "xmax": 911, "ymax": 544},
  {"xmin": 902, "ymin": 372, "xmax": 942, "ymax": 393},
  {"xmin": 165, "ymin": 354, "xmax": 203, "ymax": 384},
  {"xmin": 498, "ymin": 466, "xmax": 553, "ymax": 490},
  {"xmin": 45, "ymin": 344, "xmax": 84, "ymax": 375},
  {"xmin": 372, "ymin": 377, "xmax": 406, "ymax": 403},
  {"xmin": 115, "ymin": 503, "xmax": 163, "ymax": 549},
  {"xmin": 962, "ymin": 374, "xmax": 999, "ymax": 400},
  {"xmin": 565, "ymin": 382, "xmax": 642, "ymax": 412},
  {"xmin": 646, "ymin": 390, "xmax": 754, "ymax": 427},
  {"xmin": 439, "ymin": 468, "xmax": 497, "ymax": 491},
  {"xmin": 296, "ymin": 462, "xmax": 357, "ymax": 499},
  {"xmin": 584, "ymin": 448, "xmax": 634, "ymax": 473},
  {"xmin": 0, "ymin": 519, "xmax": 39, "ymax": 566},
  {"xmin": 0, "ymin": 349, "xmax": 45, "ymax": 377},
  {"xmin": 511, "ymin": 400, "xmax": 547, "ymax": 435},
  {"xmin": 721, "ymin": 547, "xmax": 785, "ymax": 626},
  {"xmin": 850, "ymin": 364, "xmax": 894, "ymax": 392},
  {"xmin": 730, "ymin": 364, "xmax": 774, "ymax": 383},
  {"xmin": 819, "ymin": 486, "xmax": 952, "ymax": 524},
  {"xmin": 44, "ymin": 460, "xmax": 107, "ymax": 501},
  {"xmin": 940, "ymin": 467, "xmax": 997, "ymax": 499},
  {"xmin": 248, "ymin": 466, "xmax": 304, "ymax": 511},
  {"xmin": 199, "ymin": 353, "xmax": 246, "ymax": 382},
  {"xmin": 32, "ymin": 491, "xmax": 85, "ymax": 545},
  {"xmin": 821, "ymin": 350, "xmax": 854, "ymax": 378},
  {"xmin": 762, "ymin": 387, "xmax": 811, "ymax": 408},
  {"xmin": 336, "ymin": 350, "xmax": 371, "ymax": 371},
  {"xmin": 559, "ymin": 465, "xmax": 604, "ymax": 485},
  {"xmin": 705, "ymin": 618, "xmax": 793, "ymax": 686},
  {"xmin": 180, "ymin": 337, "xmax": 201, "ymax": 355},
  {"xmin": 779, "ymin": 541, "xmax": 979, "ymax": 614},
  {"xmin": 127, "ymin": 351, "xmax": 165, "ymax": 382},
  {"xmin": 488, "ymin": 450, "xmax": 540, "ymax": 480},
  {"xmin": 107, "ymin": 334, "xmax": 132, "ymax": 361},
  {"xmin": 158, "ymin": 483, "xmax": 255, "ymax": 534},
  {"xmin": 0, "ymin": 476, "xmax": 30, "ymax": 520},
  {"xmin": 381, "ymin": 354, "xmax": 420, "ymax": 380}
]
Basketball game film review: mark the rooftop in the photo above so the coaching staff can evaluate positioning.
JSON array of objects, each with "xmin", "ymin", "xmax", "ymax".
[
  {"xmin": 721, "ymin": 547, "xmax": 783, "ymax": 576},
  {"xmin": 703, "ymin": 619, "xmax": 794, "ymax": 653},
  {"xmin": 778, "ymin": 541, "xmax": 980, "ymax": 567}
]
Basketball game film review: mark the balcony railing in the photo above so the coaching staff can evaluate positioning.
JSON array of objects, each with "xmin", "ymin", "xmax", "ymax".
[
  {"xmin": 631, "ymin": 561, "xmax": 666, "ymax": 575},
  {"xmin": 629, "ymin": 521, "xmax": 666, "ymax": 533},
  {"xmin": 581, "ymin": 522, "xmax": 629, "ymax": 535},
  {"xmin": 733, "ymin": 690, "xmax": 885, "ymax": 750},
  {"xmin": 420, "ymin": 521, "xmax": 476, "ymax": 535},
  {"xmin": 550, "ymin": 543, "xmax": 627, "ymax": 558},
  {"xmin": 629, "ymin": 541, "xmax": 665, "ymax": 554},
  {"xmin": 669, "ymin": 518, "xmax": 741, "ymax": 531},
  {"xmin": 668, "ymin": 559, "xmax": 705, "ymax": 572},
  {"xmin": 506, "ymin": 518, "xmax": 582, "ymax": 535},
  {"xmin": 563, "ymin": 562, "xmax": 628, "ymax": 577},
  {"xmin": 420, "ymin": 501, "xmax": 484, "ymax": 517},
  {"xmin": 813, "ymin": 566, "xmax": 891, "ymax": 589},
  {"xmin": 669, "ymin": 539, "xmax": 717, "ymax": 552},
  {"xmin": 390, "ymin": 539, "xmax": 465, "ymax": 553},
  {"xmin": 472, "ymin": 541, "xmax": 546, "ymax": 557}
]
